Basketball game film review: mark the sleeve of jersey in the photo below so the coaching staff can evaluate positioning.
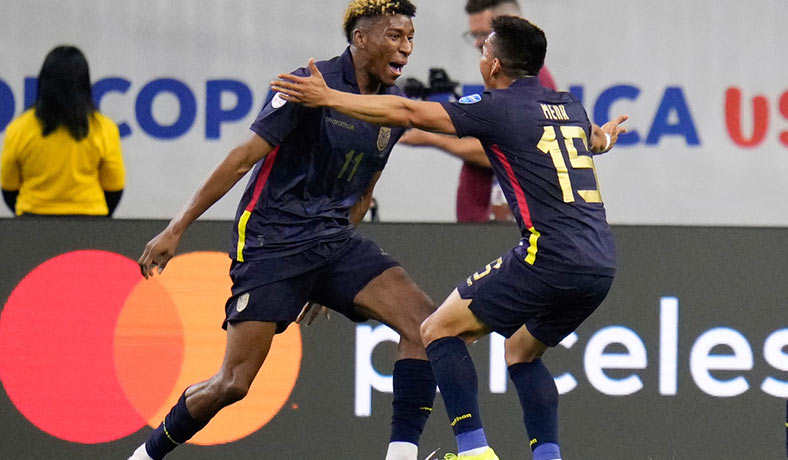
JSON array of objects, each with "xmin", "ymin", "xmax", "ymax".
[
  {"xmin": 439, "ymin": 94, "xmax": 501, "ymax": 140},
  {"xmin": 249, "ymin": 67, "xmax": 310, "ymax": 146}
]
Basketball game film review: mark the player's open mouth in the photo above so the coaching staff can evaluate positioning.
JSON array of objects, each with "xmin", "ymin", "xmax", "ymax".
[{"xmin": 389, "ymin": 63, "xmax": 404, "ymax": 76}]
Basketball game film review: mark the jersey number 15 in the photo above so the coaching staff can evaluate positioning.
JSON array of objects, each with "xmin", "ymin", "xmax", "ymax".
[{"xmin": 537, "ymin": 125, "xmax": 602, "ymax": 204}]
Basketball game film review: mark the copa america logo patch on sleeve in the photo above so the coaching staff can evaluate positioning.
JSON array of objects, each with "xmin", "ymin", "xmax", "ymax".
[
  {"xmin": 271, "ymin": 92, "xmax": 287, "ymax": 109},
  {"xmin": 459, "ymin": 94, "xmax": 482, "ymax": 104}
]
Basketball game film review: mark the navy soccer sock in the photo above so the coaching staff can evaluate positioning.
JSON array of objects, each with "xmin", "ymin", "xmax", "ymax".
[
  {"xmin": 390, "ymin": 358, "xmax": 437, "ymax": 445},
  {"xmin": 144, "ymin": 391, "xmax": 209, "ymax": 460},
  {"xmin": 508, "ymin": 360, "xmax": 561, "ymax": 460},
  {"xmin": 426, "ymin": 337, "xmax": 488, "ymax": 453}
]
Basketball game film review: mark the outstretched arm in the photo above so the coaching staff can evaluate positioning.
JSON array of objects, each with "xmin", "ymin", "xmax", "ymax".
[
  {"xmin": 273, "ymin": 59, "xmax": 628, "ymax": 155},
  {"xmin": 271, "ymin": 59, "xmax": 456, "ymax": 135},
  {"xmin": 138, "ymin": 133, "xmax": 274, "ymax": 278},
  {"xmin": 399, "ymin": 129, "xmax": 490, "ymax": 167}
]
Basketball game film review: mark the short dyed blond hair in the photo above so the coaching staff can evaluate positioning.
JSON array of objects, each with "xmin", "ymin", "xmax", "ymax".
[{"xmin": 342, "ymin": 0, "xmax": 417, "ymax": 43}]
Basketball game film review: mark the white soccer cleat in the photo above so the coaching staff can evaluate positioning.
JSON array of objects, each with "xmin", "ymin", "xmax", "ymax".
[
  {"xmin": 386, "ymin": 441, "xmax": 419, "ymax": 460},
  {"xmin": 127, "ymin": 443, "xmax": 154, "ymax": 460}
]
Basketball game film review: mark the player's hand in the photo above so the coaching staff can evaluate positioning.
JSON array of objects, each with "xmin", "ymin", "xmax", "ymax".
[
  {"xmin": 591, "ymin": 114, "xmax": 629, "ymax": 154},
  {"xmin": 398, "ymin": 128, "xmax": 431, "ymax": 146},
  {"xmin": 296, "ymin": 301, "xmax": 331, "ymax": 326},
  {"xmin": 271, "ymin": 59, "xmax": 330, "ymax": 108},
  {"xmin": 138, "ymin": 228, "xmax": 182, "ymax": 279}
]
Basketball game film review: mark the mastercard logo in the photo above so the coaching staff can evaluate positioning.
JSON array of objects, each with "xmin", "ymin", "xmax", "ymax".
[{"xmin": 0, "ymin": 250, "xmax": 302, "ymax": 445}]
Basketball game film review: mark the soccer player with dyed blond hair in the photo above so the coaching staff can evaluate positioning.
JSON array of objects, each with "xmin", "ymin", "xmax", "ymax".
[
  {"xmin": 128, "ymin": 1, "xmax": 439, "ymax": 459},
  {"xmin": 273, "ymin": 15, "xmax": 628, "ymax": 460}
]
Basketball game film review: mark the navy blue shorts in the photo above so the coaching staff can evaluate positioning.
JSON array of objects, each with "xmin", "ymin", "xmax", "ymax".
[
  {"xmin": 223, "ymin": 233, "xmax": 399, "ymax": 333},
  {"xmin": 457, "ymin": 247, "xmax": 614, "ymax": 346}
]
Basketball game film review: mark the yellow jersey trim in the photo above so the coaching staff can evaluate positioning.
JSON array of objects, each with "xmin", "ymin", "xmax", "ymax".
[
  {"xmin": 524, "ymin": 227, "xmax": 541, "ymax": 265},
  {"xmin": 236, "ymin": 210, "xmax": 252, "ymax": 262}
]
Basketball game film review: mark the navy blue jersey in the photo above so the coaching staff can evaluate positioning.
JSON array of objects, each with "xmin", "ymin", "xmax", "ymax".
[
  {"xmin": 231, "ymin": 48, "xmax": 405, "ymax": 262},
  {"xmin": 441, "ymin": 77, "xmax": 615, "ymax": 276}
]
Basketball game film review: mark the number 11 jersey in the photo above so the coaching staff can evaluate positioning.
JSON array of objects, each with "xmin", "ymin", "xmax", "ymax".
[{"xmin": 231, "ymin": 48, "xmax": 405, "ymax": 263}]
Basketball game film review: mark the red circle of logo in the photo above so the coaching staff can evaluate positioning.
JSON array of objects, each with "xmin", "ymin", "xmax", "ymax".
[{"xmin": 0, "ymin": 250, "xmax": 302, "ymax": 445}]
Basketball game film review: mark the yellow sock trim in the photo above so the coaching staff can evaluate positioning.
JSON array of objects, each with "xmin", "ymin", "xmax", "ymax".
[
  {"xmin": 163, "ymin": 421, "xmax": 180, "ymax": 446},
  {"xmin": 450, "ymin": 413, "xmax": 472, "ymax": 426}
]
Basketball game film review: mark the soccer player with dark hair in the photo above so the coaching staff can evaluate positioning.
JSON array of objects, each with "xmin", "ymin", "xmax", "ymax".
[
  {"xmin": 401, "ymin": 0, "xmax": 559, "ymax": 223},
  {"xmin": 128, "ymin": 1, "xmax": 438, "ymax": 459},
  {"xmin": 273, "ymin": 15, "xmax": 627, "ymax": 460}
]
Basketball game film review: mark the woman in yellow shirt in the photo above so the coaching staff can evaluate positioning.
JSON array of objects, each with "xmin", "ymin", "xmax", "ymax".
[{"xmin": 1, "ymin": 46, "xmax": 125, "ymax": 217}]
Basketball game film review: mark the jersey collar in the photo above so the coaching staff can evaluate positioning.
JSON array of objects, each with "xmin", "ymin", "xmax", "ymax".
[
  {"xmin": 510, "ymin": 76, "xmax": 542, "ymax": 88},
  {"xmin": 340, "ymin": 47, "xmax": 359, "ymax": 91}
]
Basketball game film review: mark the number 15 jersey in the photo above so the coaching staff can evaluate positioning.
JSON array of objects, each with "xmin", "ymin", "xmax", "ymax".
[{"xmin": 441, "ymin": 77, "xmax": 616, "ymax": 276}]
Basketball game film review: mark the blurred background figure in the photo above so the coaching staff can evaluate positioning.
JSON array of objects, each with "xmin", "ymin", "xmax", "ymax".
[
  {"xmin": 400, "ymin": 0, "xmax": 556, "ymax": 223},
  {"xmin": 1, "ymin": 45, "xmax": 125, "ymax": 217},
  {"xmin": 462, "ymin": 0, "xmax": 556, "ymax": 223}
]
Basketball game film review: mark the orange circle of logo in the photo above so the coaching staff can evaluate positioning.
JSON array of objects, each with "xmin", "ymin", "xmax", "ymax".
[
  {"xmin": 0, "ymin": 250, "xmax": 302, "ymax": 445},
  {"xmin": 114, "ymin": 251, "xmax": 302, "ymax": 445}
]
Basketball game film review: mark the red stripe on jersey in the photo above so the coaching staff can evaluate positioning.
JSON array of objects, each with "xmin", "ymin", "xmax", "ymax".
[
  {"xmin": 491, "ymin": 144, "xmax": 533, "ymax": 228},
  {"xmin": 244, "ymin": 146, "xmax": 280, "ymax": 212}
]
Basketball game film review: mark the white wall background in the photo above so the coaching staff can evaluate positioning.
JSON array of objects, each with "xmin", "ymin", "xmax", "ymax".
[{"xmin": 1, "ymin": 0, "xmax": 787, "ymax": 225}]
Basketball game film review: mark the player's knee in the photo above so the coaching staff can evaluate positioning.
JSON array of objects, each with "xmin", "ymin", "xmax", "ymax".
[
  {"xmin": 419, "ymin": 314, "xmax": 440, "ymax": 348},
  {"xmin": 504, "ymin": 346, "xmax": 545, "ymax": 366}
]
